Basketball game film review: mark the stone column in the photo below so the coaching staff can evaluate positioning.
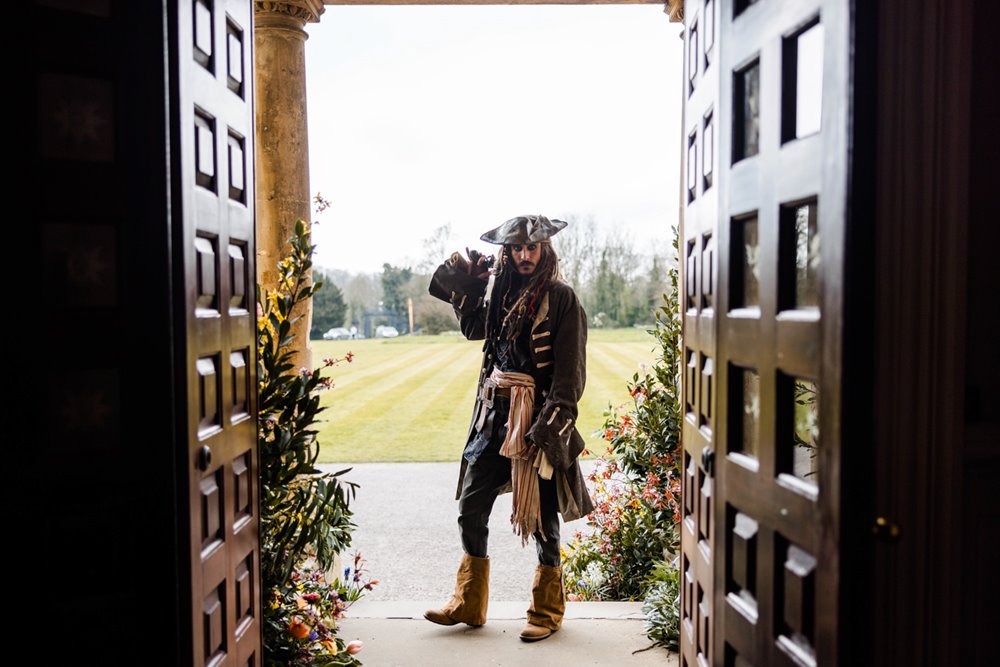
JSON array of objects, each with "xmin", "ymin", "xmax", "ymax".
[{"xmin": 254, "ymin": 0, "xmax": 324, "ymax": 367}]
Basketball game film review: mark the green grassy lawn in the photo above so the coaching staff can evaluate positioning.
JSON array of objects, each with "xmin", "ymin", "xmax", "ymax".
[{"xmin": 313, "ymin": 327, "xmax": 657, "ymax": 463}]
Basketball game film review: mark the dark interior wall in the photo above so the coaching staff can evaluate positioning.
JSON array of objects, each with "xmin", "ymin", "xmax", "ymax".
[
  {"xmin": 20, "ymin": 1, "xmax": 183, "ymax": 662},
  {"xmin": 964, "ymin": 2, "xmax": 1000, "ymax": 423},
  {"xmin": 961, "ymin": 2, "xmax": 1000, "ymax": 665},
  {"xmin": 871, "ymin": 1, "xmax": 999, "ymax": 665}
]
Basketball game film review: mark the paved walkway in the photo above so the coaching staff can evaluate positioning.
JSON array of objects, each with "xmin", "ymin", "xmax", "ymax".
[
  {"xmin": 318, "ymin": 462, "xmax": 598, "ymax": 601},
  {"xmin": 321, "ymin": 462, "xmax": 678, "ymax": 666}
]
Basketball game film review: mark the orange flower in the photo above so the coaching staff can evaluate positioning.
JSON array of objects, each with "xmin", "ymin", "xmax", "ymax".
[{"xmin": 287, "ymin": 619, "xmax": 311, "ymax": 639}]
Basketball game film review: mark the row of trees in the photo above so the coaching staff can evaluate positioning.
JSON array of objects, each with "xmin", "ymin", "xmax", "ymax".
[
  {"xmin": 554, "ymin": 215, "xmax": 673, "ymax": 329},
  {"xmin": 310, "ymin": 216, "xmax": 675, "ymax": 338}
]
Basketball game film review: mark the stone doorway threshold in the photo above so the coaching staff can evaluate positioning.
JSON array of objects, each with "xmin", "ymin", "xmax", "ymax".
[{"xmin": 340, "ymin": 600, "xmax": 678, "ymax": 666}]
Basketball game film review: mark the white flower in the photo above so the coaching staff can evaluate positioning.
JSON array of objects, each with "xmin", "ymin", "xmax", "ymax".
[{"xmin": 583, "ymin": 561, "xmax": 607, "ymax": 590}]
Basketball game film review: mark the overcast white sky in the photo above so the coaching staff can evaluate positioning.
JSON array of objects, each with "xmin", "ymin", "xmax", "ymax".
[{"xmin": 304, "ymin": 6, "xmax": 683, "ymax": 273}]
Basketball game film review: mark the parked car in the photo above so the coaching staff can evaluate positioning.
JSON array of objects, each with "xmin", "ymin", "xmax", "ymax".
[
  {"xmin": 322, "ymin": 327, "xmax": 352, "ymax": 340},
  {"xmin": 375, "ymin": 325, "xmax": 399, "ymax": 338}
]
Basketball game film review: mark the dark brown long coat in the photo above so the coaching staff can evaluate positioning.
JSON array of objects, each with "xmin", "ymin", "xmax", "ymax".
[{"xmin": 435, "ymin": 270, "xmax": 596, "ymax": 522}]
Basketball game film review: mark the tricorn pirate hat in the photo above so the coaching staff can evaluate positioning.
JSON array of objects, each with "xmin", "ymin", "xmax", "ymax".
[{"xmin": 479, "ymin": 215, "xmax": 568, "ymax": 245}]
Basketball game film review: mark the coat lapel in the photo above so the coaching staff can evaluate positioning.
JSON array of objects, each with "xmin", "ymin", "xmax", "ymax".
[{"xmin": 531, "ymin": 292, "xmax": 550, "ymax": 333}]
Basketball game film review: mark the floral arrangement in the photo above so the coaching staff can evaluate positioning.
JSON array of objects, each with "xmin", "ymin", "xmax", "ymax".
[
  {"xmin": 641, "ymin": 560, "xmax": 681, "ymax": 652},
  {"xmin": 266, "ymin": 553, "xmax": 377, "ymax": 665},
  {"xmin": 258, "ymin": 216, "xmax": 375, "ymax": 664},
  {"xmin": 561, "ymin": 369, "xmax": 682, "ymax": 601},
  {"xmin": 562, "ymin": 232, "xmax": 682, "ymax": 649}
]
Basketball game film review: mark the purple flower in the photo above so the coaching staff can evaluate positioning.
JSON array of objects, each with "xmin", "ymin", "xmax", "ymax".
[{"xmin": 309, "ymin": 630, "xmax": 318, "ymax": 641}]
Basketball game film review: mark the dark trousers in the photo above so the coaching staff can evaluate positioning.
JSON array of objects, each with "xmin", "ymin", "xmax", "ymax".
[{"xmin": 458, "ymin": 403, "xmax": 561, "ymax": 566}]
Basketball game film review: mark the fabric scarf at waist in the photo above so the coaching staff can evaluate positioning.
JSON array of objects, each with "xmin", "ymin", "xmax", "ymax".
[{"xmin": 487, "ymin": 368, "xmax": 555, "ymax": 546}]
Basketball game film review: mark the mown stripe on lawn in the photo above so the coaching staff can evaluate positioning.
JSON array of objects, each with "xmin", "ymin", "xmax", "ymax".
[
  {"xmin": 323, "ymin": 344, "xmax": 472, "ymax": 450},
  {"xmin": 585, "ymin": 343, "xmax": 638, "ymax": 406},
  {"xmin": 574, "ymin": 343, "xmax": 638, "ymax": 444},
  {"xmin": 600, "ymin": 340, "xmax": 658, "ymax": 373},
  {"xmin": 319, "ymin": 343, "xmax": 462, "ymax": 415},
  {"xmin": 314, "ymin": 341, "xmax": 437, "ymax": 393},
  {"xmin": 390, "ymin": 344, "xmax": 480, "ymax": 436},
  {"xmin": 397, "ymin": 348, "xmax": 480, "ymax": 445},
  {"xmin": 313, "ymin": 332, "xmax": 659, "ymax": 463},
  {"xmin": 334, "ymin": 343, "xmax": 467, "ymax": 413}
]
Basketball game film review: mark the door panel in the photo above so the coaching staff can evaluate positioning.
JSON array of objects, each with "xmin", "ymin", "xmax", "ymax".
[
  {"xmin": 681, "ymin": 2, "xmax": 850, "ymax": 665},
  {"xmin": 679, "ymin": 1, "xmax": 720, "ymax": 665},
  {"xmin": 174, "ymin": 1, "xmax": 261, "ymax": 664}
]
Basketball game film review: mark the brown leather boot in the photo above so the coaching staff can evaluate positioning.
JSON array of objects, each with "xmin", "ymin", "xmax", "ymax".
[
  {"xmin": 424, "ymin": 553, "xmax": 490, "ymax": 627},
  {"xmin": 519, "ymin": 563, "xmax": 565, "ymax": 642}
]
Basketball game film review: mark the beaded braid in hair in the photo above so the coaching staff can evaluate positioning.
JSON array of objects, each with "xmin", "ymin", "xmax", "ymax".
[{"xmin": 487, "ymin": 241, "xmax": 562, "ymax": 341}]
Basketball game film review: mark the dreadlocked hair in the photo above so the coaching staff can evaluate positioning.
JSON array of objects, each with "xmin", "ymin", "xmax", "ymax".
[{"xmin": 487, "ymin": 241, "xmax": 562, "ymax": 341}]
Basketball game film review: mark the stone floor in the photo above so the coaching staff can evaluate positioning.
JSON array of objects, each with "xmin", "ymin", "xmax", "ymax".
[{"xmin": 339, "ymin": 601, "xmax": 678, "ymax": 667}]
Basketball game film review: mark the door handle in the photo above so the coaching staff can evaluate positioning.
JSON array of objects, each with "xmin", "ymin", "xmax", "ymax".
[
  {"xmin": 872, "ymin": 516, "xmax": 901, "ymax": 541},
  {"xmin": 198, "ymin": 445, "xmax": 213, "ymax": 471},
  {"xmin": 701, "ymin": 445, "xmax": 715, "ymax": 475}
]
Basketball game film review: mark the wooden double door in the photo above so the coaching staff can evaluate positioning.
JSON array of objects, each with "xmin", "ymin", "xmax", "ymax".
[
  {"xmin": 174, "ymin": 1, "xmax": 262, "ymax": 664},
  {"xmin": 680, "ymin": 1, "xmax": 856, "ymax": 665}
]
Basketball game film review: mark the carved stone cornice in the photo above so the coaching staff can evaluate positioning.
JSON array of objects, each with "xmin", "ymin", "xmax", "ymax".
[
  {"xmin": 665, "ymin": 0, "xmax": 684, "ymax": 22},
  {"xmin": 254, "ymin": 1, "xmax": 325, "ymax": 24}
]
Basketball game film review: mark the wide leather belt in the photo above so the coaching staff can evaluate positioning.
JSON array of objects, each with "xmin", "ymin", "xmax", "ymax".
[{"xmin": 479, "ymin": 382, "xmax": 511, "ymax": 405}]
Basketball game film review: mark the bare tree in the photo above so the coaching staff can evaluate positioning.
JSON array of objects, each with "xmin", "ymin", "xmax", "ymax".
[
  {"xmin": 554, "ymin": 214, "xmax": 599, "ymax": 291},
  {"xmin": 418, "ymin": 223, "xmax": 457, "ymax": 273},
  {"xmin": 602, "ymin": 225, "xmax": 640, "ymax": 285},
  {"xmin": 342, "ymin": 272, "xmax": 383, "ymax": 326}
]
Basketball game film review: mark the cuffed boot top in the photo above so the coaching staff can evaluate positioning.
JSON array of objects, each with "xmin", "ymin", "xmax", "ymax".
[
  {"xmin": 520, "ymin": 563, "xmax": 565, "ymax": 641},
  {"xmin": 425, "ymin": 553, "xmax": 490, "ymax": 627}
]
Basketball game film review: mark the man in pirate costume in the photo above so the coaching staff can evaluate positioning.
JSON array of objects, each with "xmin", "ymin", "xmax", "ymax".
[{"xmin": 424, "ymin": 215, "xmax": 595, "ymax": 642}]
